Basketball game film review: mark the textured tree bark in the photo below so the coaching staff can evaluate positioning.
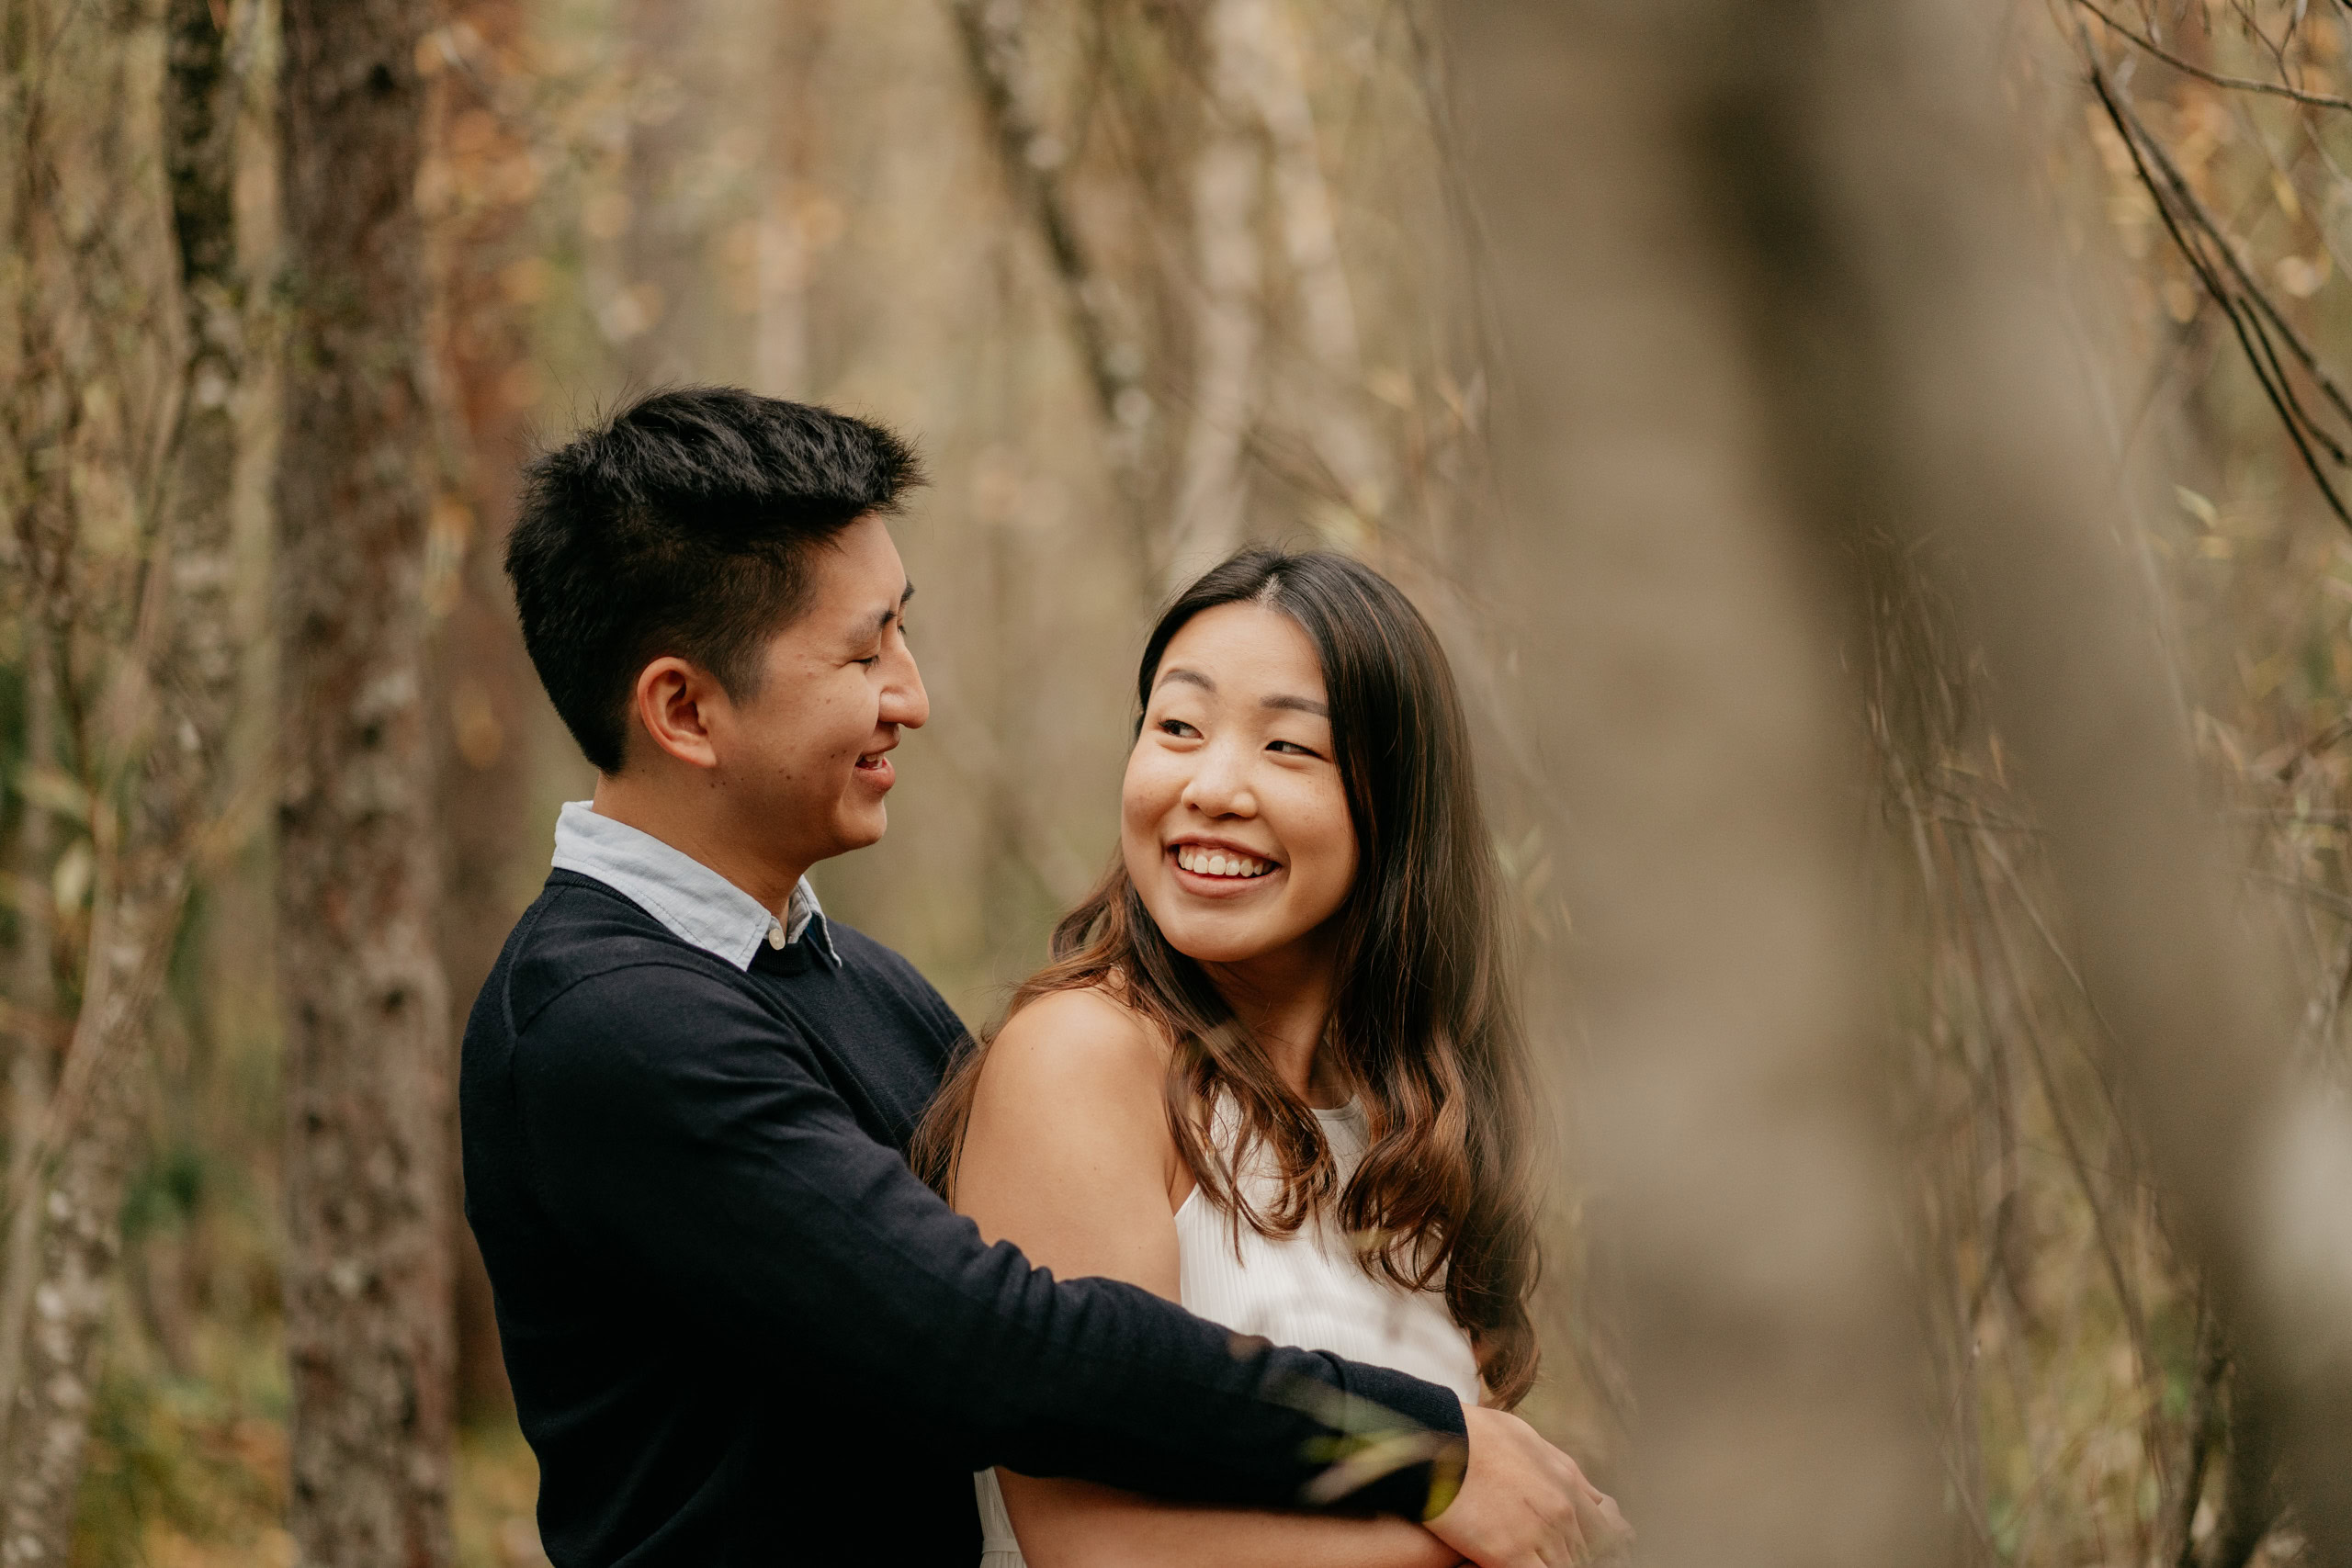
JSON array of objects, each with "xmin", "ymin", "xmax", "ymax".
[
  {"xmin": 0, "ymin": 0, "xmax": 68, "ymax": 1472},
  {"xmin": 0, "ymin": 1, "xmax": 248, "ymax": 1560},
  {"xmin": 276, "ymin": 0, "xmax": 458, "ymax": 1561},
  {"xmin": 0, "ymin": 634, "xmax": 56, "ymax": 1478},
  {"xmin": 1, "ymin": 897, "xmax": 173, "ymax": 1568},
  {"xmin": 1450, "ymin": 2, "xmax": 1946, "ymax": 1563},
  {"xmin": 0, "ymin": 0, "xmax": 249, "ymax": 1557}
]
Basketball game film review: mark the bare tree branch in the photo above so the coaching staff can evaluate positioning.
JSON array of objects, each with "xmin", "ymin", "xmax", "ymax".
[
  {"xmin": 2086, "ymin": 43, "xmax": 2352, "ymax": 531},
  {"xmin": 946, "ymin": 0, "xmax": 1148, "ymax": 434},
  {"xmin": 2078, "ymin": 0, "xmax": 2352, "ymax": 109}
]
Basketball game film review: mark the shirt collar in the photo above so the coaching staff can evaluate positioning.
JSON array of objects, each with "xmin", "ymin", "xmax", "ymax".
[{"xmin": 550, "ymin": 800, "xmax": 839, "ymax": 971}]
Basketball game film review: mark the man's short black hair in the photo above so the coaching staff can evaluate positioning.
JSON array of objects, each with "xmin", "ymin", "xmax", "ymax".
[{"xmin": 507, "ymin": 387, "xmax": 924, "ymax": 773}]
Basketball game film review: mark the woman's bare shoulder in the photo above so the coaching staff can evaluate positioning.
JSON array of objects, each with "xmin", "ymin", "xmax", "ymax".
[
  {"xmin": 983, "ymin": 983, "xmax": 1168, "ymax": 1100},
  {"xmin": 959, "ymin": 984, "xmax": 1182, "ymax": 1222}
]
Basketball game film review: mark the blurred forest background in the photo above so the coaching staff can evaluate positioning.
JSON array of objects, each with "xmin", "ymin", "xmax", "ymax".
[{"xmin": 6, "ymin": 0, "xmax": 2352, "ymax": 1562}]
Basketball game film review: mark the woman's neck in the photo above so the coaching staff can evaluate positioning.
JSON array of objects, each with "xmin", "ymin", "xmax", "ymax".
[{"xmin": 1201, "ymin": 942, "xmax": 1349, "ymax": 1108}]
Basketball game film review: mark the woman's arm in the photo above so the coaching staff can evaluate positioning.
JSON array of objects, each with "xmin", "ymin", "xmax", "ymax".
[
  {"xmin": 1000, "ymin": 1476, "xmax": 1462, "ymax": 1568},
  {"xmin": 956, "ymin": 987, "xmax": 1461, "ymax": 1568}
]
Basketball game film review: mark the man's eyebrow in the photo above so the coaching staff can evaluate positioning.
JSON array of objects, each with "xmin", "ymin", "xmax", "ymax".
[
  {"xmin": 1155, "ymin": 667, "xmax": 1215, "ymax": 693},
  {"xmin": 873, "ymin": 581, "xmax": 915, "ymax": 631},
  {"xmin": 1262, "ymin": 694, "xmax": 1328, "ymax": 716}
]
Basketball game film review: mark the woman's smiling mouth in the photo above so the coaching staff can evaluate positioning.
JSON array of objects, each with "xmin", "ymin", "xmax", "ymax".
[{"xmin": 1170, "ymin": 844, "xmax": 1278, "ymax": 880}]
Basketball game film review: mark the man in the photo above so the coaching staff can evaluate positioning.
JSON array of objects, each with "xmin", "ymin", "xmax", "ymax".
[{"xmin": 461, "ymin": 388, "xmax": 1600, "ymax": 1565}]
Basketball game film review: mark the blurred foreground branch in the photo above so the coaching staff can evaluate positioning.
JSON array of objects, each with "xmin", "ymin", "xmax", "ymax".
[
  {"xmin": 1457, "ymin": 0, "xmax": 2352, "ymax": 1558},
  {"xmin": 1450, "ymin": 0, "xmax": 1941, "ymax": 1559}
]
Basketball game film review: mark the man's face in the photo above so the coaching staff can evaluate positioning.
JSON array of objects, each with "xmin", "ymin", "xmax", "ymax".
[{"xmin": 706, "ymin": 513, "xmax": 928, "ymax": 872}]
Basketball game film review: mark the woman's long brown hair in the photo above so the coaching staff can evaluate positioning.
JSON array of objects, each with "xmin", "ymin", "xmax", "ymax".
[{"xmin": 910, "ymin": 548, "xmax": 1541, "ymax": 1405}]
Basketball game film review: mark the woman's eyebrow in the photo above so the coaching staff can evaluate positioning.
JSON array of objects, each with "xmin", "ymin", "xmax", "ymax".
[
  {"xmin": 1156, "ymin": 667, "xmax": 1215, "ymax": 692},
  {"xmin": 1262, "ymin": 694, "xmax": 1329, "ymax": 716}
]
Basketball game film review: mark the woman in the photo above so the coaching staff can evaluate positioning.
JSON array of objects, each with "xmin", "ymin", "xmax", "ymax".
[{"xmin": 914, "ymin": 549, "xmax": 1622, "ymax": 1566}]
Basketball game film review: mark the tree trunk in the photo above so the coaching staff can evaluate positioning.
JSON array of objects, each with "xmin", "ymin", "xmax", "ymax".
[
  {"xmin": 275, "ymin": 0, "xmax": 457, "ymax": 1560},
  {"xmin": 617, "ymin": 0, "xmax": 722, "ymax": 386},
  {"xmin": 0, "ymin": 0, "xmax": 70, "ymax": 1485},
  {"xmin": 0, "ymin": 0, "xmax": 247, "ymax": 1559},
  {"xmin": 421, "ymin": 0, "xmax": 536, "ymax": 1426},
  {"xmin": 1, "ymin": 888, "xmax": 172, "ymax": 1568},
  {"xmin": 1243, "ymin": 0, "xmax": 1382, "ymax": 527},
  {"xmin": 752, "ymin": 0, "xmax": 829, "ymax": 399},
  {"xmin": 1163, "ymin": 0, "xmax": 1265, "ymax": 592},
  {"xmin": 0, "ymin": 632, "xmax": 57, "ymax": 1477}
]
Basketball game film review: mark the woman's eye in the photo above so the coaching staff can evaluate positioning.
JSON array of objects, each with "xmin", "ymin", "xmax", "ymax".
[
  {"xmin": 1268, "ymin": 739, "xmax": 1317, "ymax": 757},
  {"xmin": 1158, "ymin": 718, "xmax": 1199, "ymax": 739}
]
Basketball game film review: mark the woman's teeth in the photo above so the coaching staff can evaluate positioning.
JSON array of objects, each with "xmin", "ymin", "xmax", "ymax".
[{"xmin": 1174, "ymin": 846, "xmax": 1273, "ymax": 878}]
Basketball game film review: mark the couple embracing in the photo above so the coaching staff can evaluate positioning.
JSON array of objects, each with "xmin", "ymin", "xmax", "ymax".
[{"xmin": 459, "ymin": 387, "xmax": 1629, "ymax": 1567}]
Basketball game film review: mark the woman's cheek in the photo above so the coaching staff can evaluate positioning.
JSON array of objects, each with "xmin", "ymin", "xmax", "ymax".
[
  {"xmin": 1118, "ymin": 773, "xmax": 1166, "ymax": 880},
  {"xmin": 1295, "ymin": 785, "xmax": 1357, "ymax": 919},
  {"xmin": 1122, "ymin": 749, "xmax": 1180, "ymax": 826}
]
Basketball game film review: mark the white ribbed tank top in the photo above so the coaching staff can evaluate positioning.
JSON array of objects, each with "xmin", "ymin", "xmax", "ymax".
[{"xmin": 975, "ymin": 1100, "xmax": 1482, "ymax": 1566}]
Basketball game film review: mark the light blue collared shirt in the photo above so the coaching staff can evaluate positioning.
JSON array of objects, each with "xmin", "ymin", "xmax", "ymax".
[{"xmin": 550, "ymin": 800, "xmax": 838, "ymax": 972}]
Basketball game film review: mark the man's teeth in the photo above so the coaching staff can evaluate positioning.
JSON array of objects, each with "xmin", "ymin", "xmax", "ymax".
[{"xmin": 1175, "ymin": 846, "xmax": 1272, "ymax": 877}]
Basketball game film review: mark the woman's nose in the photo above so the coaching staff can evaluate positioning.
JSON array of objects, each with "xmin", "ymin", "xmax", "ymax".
[{"xmin": 1181, "ymin": 740, "xmax": 1255, "ymax": 816}]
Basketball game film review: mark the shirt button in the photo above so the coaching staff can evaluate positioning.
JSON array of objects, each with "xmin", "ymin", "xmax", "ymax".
[{"xmin": 767, "ymin": 921, "xmax": 787, "ymax": 950}]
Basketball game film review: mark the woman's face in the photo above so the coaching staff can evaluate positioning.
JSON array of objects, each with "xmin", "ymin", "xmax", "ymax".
[{"xmin": 1121, "ymin": 602, "xmax": 1358, "ymax": 970}]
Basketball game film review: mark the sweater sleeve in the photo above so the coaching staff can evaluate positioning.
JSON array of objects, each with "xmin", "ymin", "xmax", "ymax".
[{"xmin": 511, "ymin": 964, "xmax": 1466, "ymax": 1517}]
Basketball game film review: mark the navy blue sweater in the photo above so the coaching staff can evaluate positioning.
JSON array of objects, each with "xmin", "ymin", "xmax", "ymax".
[{"xmin": 460, "ymin": 871, "xmax": 1466, "ymax": 1566}]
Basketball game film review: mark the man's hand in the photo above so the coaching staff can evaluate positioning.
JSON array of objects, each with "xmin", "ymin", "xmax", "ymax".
[{"xmin": 1426, "ymin": 1406, "xmax": 1623, "ymax": 1568}]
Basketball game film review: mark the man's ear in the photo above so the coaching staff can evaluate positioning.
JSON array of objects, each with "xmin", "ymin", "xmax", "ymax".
[{"xmin": 632, "ymin": 656, "xmax": 724, "ymax": 771}]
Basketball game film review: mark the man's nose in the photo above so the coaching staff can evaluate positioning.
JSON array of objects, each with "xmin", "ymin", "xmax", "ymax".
[{"xmin": 881, "ymin": 644, "xmax": 929, "ymax": 729}]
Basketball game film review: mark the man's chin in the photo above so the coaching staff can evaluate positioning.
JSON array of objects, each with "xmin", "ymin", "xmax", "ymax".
[
  {"xmin": 836, "ymin": 805, "xmax": 888, "ymax": 853},
  {"xmin": 795, "ymin": 812, "xmax": 888, "ymax": 872}
]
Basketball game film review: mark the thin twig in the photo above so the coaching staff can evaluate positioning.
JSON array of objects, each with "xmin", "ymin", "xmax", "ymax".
[
  {"xmin": 1970, "ymin": 834, "xmax": 2177, "ymax": 1542},
  {"xmin": 2251, "ymin": 866, "xmax": 2352, "ymax": 915},
  {"xmin": 2079, "ymin": 0, "xmax": 2352, "ymax": 107},
  {"xmin": 2224, "ymin": 0, "xmax": 2290, "ymax": 75},
  {"xmin": 2107, "ymin": 52, "xmax": 2352, "ymax": 434},
  {"xmin": 2088, "ymin": 45, "xmax": 2352, "ymax": 529},
  {"xmin": 2295, "ymin": 910, "xmax": 2352, "ymax": 1070},
  {"xmin": 2170, "ymin": 1301, "xmax": 2224, "ymax": 1568}
]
